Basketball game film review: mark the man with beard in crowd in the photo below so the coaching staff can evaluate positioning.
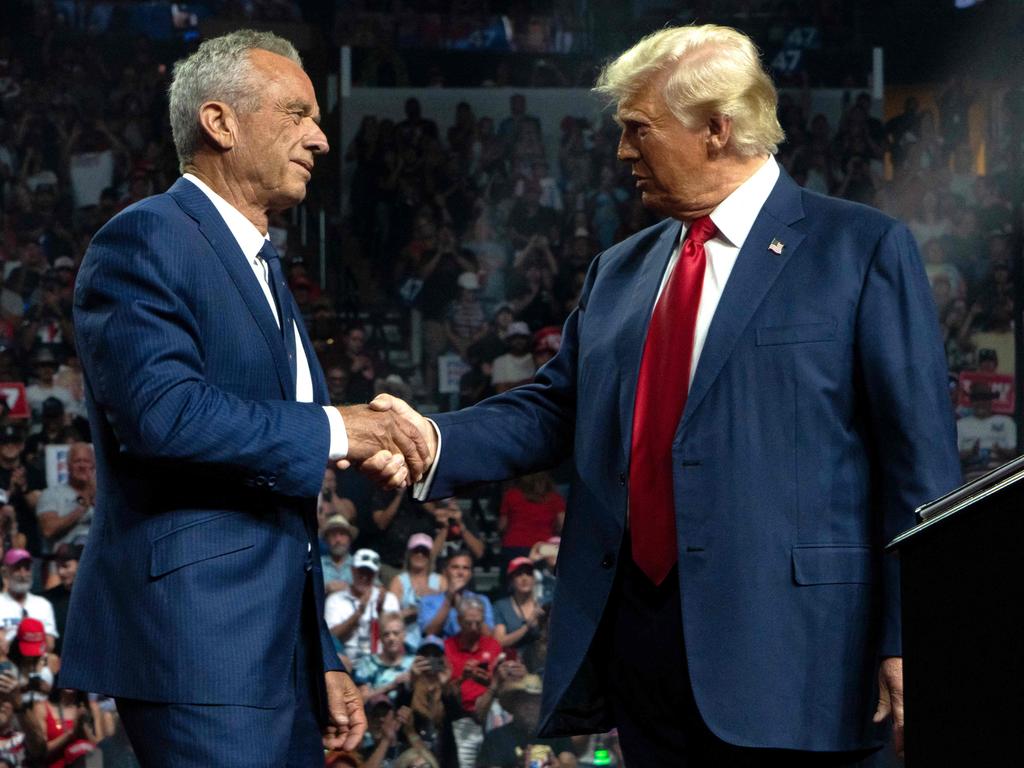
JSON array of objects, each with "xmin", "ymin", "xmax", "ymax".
[{"xmin": 0, "ymin": 550, "xmax": 56, "ymax": 649}]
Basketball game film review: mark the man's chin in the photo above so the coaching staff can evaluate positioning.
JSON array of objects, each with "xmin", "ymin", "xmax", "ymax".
[
  {"xmin": 269, "ymin": 185, "xmax": 308, "ymax": 212},
  {"xmin": 638, "ymin": 190, "xmax": 669, "ymax": 216}
]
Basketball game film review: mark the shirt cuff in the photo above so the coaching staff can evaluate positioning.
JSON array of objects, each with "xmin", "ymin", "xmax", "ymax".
[
  {"xmin": 322, "ymin": 406, "xmax": 349, "ymax": 461},
  {"xmin": 412, "ymin": 419, "xmax": 442, "ymax": 501}
]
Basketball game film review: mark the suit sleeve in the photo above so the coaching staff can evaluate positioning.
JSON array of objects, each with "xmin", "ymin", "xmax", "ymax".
[
  {"xmin": 421, "ymin": 255, "xmax": 602, "ymax": 499},
  {"xmin": 855, "ymin": 222, "xmax": 962, "ymax": 657},
  {"xmin": 73, "ymin": 208, "xmax": 330, "ymax": 499}
]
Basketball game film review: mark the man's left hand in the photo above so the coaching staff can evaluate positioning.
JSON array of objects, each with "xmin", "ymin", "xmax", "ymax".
[
  {"xmin": 323, "ymin": 670, "xmax": 367, "ymax": 752},
  {"xmin": 873, "ymin": 656, "xmax": 904, "ymax": 757}
]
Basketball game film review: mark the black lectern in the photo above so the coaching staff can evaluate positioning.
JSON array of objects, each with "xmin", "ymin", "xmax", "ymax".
[{"xmin": 887, "ymin": 456, "xmax": 1024, "ymax": 765}]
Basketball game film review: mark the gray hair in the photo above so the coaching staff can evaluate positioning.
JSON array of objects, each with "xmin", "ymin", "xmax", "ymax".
[
  {"xmin": 458, "ymin": 596, "xmax": 486, "ymax": 619},
  {"xmin": 168, "ymin": 29, "xmax": 303, "ymax": 171}
]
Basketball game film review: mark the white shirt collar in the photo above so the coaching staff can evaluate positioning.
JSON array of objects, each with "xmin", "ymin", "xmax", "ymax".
[
  {"xmin": 182, "ymin": 173, "xmax": 268, "ymax": 259},
  {"xmin": 704, "ymin": 155, "xmax": 780, "ymax": 249}
]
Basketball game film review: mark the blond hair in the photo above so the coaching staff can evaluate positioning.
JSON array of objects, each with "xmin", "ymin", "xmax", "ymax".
[{"xmin": 594, "ymin": 24, "xmax": 784, "ymax": 157}]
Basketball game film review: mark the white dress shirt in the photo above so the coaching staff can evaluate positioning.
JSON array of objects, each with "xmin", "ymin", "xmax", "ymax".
[
  {"xmin": 658, "ymin": 154, "xmax": 780, "ymax": 386},
  {"xmin": 414, "ymin": 155, "xmax": 781, "ymax": 499},
  {"xmin": 182, "ymin": 174, "xmax": 347, "ymax": 459}
]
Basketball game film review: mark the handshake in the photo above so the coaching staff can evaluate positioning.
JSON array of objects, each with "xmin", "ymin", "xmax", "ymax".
[{"xmin": 335, "ymin": 394, "xmax": 437, "ymax": 489}]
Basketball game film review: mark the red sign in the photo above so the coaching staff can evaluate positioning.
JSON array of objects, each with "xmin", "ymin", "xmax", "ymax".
[
  {"xmin": 958, "ymin": 371, "xmax": 1015, "ymax": 415},
  {"xmin": 0, "ymin": 382, "xmax": 29, "ymax": 419}
]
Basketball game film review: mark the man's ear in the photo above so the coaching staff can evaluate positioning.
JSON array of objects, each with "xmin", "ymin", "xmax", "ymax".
[
  {"xmin": 706, "ymin": 114, "xmax": 732, "ymax": 156},
  {"xmin": 197, "ymin": 101, "xmax": 237, "ymax": 152}
]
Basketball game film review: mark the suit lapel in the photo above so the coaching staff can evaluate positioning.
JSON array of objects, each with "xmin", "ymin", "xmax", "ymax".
[
  {"xmin": 681, "ymin": 170, "xmax": 807, "ymax": 429},
  {"xmin": 167, "ymin": 178, "xmax": 293, "ymax": 400},
  {"xmin": 617, "ymin": 219, "xmax": 684, "ymax": 457}
]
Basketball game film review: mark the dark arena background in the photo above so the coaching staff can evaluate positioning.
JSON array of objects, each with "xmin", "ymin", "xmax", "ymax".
[{"xmin": 0, "ymin": 0, "xmax": 1020, "ymax": 766}]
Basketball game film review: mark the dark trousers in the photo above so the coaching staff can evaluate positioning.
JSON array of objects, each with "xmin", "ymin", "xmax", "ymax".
[
  {"xmin": 597, "ymin": 545, "xmax": 882, "ymax": 767},
  {"xmin": 117, "ymin": 576, "xmax": 324, "ymax": 768}
]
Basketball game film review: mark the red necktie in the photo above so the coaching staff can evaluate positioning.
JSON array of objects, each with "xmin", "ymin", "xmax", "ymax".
[{"xmin": 629, "ymin": 216, "xmax": 716, "ymax": 585}]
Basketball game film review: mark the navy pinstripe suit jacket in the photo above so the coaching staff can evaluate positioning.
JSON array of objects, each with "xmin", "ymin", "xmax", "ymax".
[
  {"xmin": 423, "ymin": 171, "xmax": 962, "ymax": 751},
  {"xmin": 61, "ymin": 178, "xmax": 343, "ymax": 710}
]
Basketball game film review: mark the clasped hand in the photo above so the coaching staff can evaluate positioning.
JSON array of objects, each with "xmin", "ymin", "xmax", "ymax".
[{"xmin": 336, "ymin": 395, "xmax": 437, "ymax": 489}]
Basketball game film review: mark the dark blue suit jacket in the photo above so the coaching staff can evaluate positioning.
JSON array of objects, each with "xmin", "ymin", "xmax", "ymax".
[
  {"xmin": 61, "ymin": 178, "xmax": 343, "ymax": 711},
  {"xmin": 425, "ymin": 171, "xmax": 961, "ymax": 751}
]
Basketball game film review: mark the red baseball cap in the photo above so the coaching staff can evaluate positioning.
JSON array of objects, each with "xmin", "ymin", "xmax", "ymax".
[
  {"xmin": 16, "ymin": 617, "xmax": 46, "ymax": 657},
  {"xmin": 506, "ymin": 556, "xmax": 535, "ymax": 576}
]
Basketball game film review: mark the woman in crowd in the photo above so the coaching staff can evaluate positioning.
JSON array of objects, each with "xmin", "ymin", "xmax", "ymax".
[
  {"xmin": 492, "ymin": 559, "xmax": 545, "ymax": 671},
  {"xmin": 39, "ymin": 689, "xmax": 97, "ymax": 768},
  {"xmin": 497, "ymin": 472, "xmax": 564, "ymax": 572},
  {"xmin": 389, "ymin": 533, "xmax": 445, "ymax": 653}
]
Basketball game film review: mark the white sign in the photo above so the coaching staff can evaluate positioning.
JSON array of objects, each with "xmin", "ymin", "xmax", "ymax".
[{"xmin": 438, "ymin": 353, "xmax": 471, "ymax": 395}]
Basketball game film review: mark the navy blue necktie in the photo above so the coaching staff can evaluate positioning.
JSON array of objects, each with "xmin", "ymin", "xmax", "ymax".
[{"xmin": 258, "ymin": 240, "xmax": 298, "ymax": 395}]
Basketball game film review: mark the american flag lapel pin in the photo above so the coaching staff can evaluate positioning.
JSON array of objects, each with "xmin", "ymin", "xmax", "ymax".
[{"xmin": 768, "ymin": 238, "xmax": 785, "ymax": 255}]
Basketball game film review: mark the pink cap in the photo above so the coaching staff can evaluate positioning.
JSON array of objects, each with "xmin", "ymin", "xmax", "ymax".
[
  {"xmin": 2, "ymin": 548, "xmax": 31, "ymax": 567},
  {"xmin": 407, "ymin": 533, "xmax": 434, "ymax": 551}
]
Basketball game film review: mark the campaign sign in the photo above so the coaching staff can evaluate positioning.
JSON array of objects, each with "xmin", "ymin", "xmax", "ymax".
[{"xmin": 0, "ymin": 382, "xmax": 29, "ymax": 419}]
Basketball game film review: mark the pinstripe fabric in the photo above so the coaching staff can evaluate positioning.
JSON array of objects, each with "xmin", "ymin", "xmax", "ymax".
[
  {"xmin": 61, "ymin": 179, "xmax": 344, "ymax": 728},
  {"xmin": 116, "ymin": 578, "xmax": 325, "ymax": 767}
]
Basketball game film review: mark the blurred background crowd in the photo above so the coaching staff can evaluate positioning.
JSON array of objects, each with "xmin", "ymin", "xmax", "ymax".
[{"xmin": 0, "ymin": 0, "xmax": 1021, "ymax": 765}]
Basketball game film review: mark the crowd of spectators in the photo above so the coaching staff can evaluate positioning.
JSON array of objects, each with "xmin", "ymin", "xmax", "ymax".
[{"xmin": 0, "ymin": 0, "xmax": 1020, "ymax": 765}]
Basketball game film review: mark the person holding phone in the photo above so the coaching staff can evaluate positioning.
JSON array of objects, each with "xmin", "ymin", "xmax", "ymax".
[
  {"xmin": 399, "ymin": 636, "xmax": 457, "ymax": 765},
  {"xmin": 444, "ymin": 598, "xmax": 503, "ymax": 768},
  {"xmin": 476, "ymin": 674, "xmax": 576, "ymax": 768}
]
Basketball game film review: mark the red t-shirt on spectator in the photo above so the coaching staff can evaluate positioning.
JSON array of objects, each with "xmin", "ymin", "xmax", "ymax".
[
  {"xmin": 445, "ymin": 634, "xmax": 503, "ymax": 715},
  {"xmin": 499, "ymin": 488, "xmax": 564, "ymax": 548}
]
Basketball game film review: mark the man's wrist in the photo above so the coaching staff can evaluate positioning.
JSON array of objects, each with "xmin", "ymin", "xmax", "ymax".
[{"xmin": 323, "ymin": 405, "xmax": 349, "ymax": 461}]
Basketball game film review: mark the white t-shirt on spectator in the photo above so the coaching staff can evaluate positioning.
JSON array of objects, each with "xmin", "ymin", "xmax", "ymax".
[
  {"xmin": 25, "ymin": 384, "xmax": 74, "ymax": 422},
  {"xmin": 324, "ymin": 586, "xmax": 399, "ymax": 662},
  {"xmin": 69, "ymin": 149, "xmax": 114, "ymax": 208},
  {"xmin": 0, "ymin": 592, "xmax": 58, "ymax": 643},
  {"xmin": 36, "ymin": 484, "xmax": 92, "ymax": 550},
  {"xmin": 491, "ymin": 352, "xmax": 535, "ymax": 386}
]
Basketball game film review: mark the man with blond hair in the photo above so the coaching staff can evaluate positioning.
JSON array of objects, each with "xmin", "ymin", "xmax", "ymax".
[{"xmin": 366, "ymin": 23, "xmax": 960, "ymax": 766}]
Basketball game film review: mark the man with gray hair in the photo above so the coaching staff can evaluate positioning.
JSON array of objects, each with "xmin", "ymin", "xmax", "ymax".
[
  {"xmin": 368, "ymin": 22, "xmax": 961, "ymax": 767},
  {"xmin": 444, "ymin": 593, "xmax": 503, "ymax": 768},
  {"xmin": 60, "ymin": 29, "xmax": 431, "ymax": 766}
]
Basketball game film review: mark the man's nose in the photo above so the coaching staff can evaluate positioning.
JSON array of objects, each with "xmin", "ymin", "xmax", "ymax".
[
  {"xmin": 307, "ymin": 124, "xmax": 330, "ymax": 155},
  {"xmin": 617, "ymin": 133, "xmax": 637, "ymax": 161}
]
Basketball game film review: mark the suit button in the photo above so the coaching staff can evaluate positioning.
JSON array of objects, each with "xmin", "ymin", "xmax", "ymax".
[
  {"xmin": 601, "ymin": 553, "xmax": 615, "ymax": 569},
  {"xmin": 267, "ymin": 474, "xmax": 278, "ymax": 487},
  {"xmin": 618, "ymin": 473, "xmax": 626, "ymax": 487},
  {"xmin": 254, "ymin": 475, "xmax": 267, "ymax": 487}
]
